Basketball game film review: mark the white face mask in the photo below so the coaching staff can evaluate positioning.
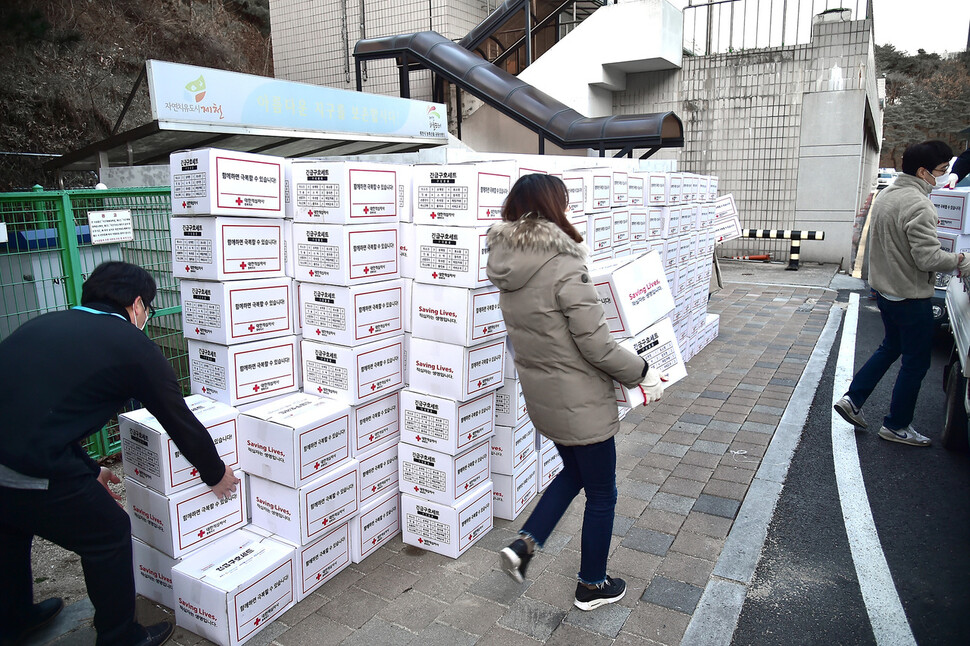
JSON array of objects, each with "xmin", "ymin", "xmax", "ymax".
[
  {"xmin": 135, "ymin": 297, "xmax": 149, "ymax": 331},
  {"xmin": 935, "ymin": 172, "xmax": 952, "ymax": 188}
]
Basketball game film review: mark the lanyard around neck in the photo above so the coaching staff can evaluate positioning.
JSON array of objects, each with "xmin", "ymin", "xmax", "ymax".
[{"xmin": 72, "ymin": 306, "xmax": 129, "ymax": 322}]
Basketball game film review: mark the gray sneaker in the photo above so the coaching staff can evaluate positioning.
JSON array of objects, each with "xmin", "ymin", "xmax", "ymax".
[
  {"xmin": 878, "ymin": 425, "xmax": 931, "ymax": 446},
  {"xmin": 834, "ymin": 396, "xmax": 867, "ymax": 428}
]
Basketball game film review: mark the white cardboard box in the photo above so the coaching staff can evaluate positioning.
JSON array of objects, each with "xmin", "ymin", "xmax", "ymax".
[
  {"xmin": 490, "ymin": 419, "xmax": 536, "ymax": 476},
  {"xmin": 172, "ymin": 217, "xmax": 285, "ymax": 282},
  {"xmin": 408, "ymin": 336, "xmax": 505, "ymax": 402},
  {"xmin": 492, "ymin": 451, "xmax": 538, "ymax": 521},
  {"xmin": 628, "ymin": 173, "xmax": 646, "ymax": 207},
  {"xmin": 248, "ymin": 459, "xmax": 359, "ymax": 545},
  {"xmin": 356, "ymin": 441, "xmax": 399, "ymax": 508},
  {"xmin": 611, "ymin": 171, "xmax": 628, "ymax": 208},
  {"xmin": 171, "ymin": 528, "xmax": 296, "ymax": 646},
  {"xmin": 713, "ymin": 194, "xmax": 742, "ymax": 243},
  {"xmin": 302, "ymin": 335, "xmax": 404, "ymax": 406},
  {"xmin": 281, "ymin": 521, "xmax": 351, "ymax": 602},
  {"xmin": 494, "ymin": 378, "xmax": 527, "ymax": 428},
  {"xmin": 398, "ymin": 439, "xmax": 490, "ymax": 507},
  {"xmin": 614, "ymin": 317, "xmax": 687, "ymax": 407},
  {"xmin": 413, "ymin": 224, "xmax": 491, "ymax": 288},
  {"xmin": 348, "ymin": 488, "xmax": 401, "ymax": 563},
  {"xmin": 411, "ymin": 283, "xmax": 505, "ymax": 345},
  {"xmin": 399, "ymin": 222, "xmax": 417, "ymax": 279},
  {"xmin": 181, "ymin": 278, "xmax": 294, "ymax": 345},
  {"xmin": 647, "ymin": 173, "xmax": 670, "ymax": 205},
  {"xmin": 585, "ymin": 211, "xmax": 614, "ymax": 257},
  {"xmin": 237, "ymin": 393, "xmax": 351, "ymax": 488},
  {"xmin": 630, "ymin": 209, "xmax": 648, "ymax": 248},
  {"xmin": 171, "ymin": 149, "xmax": 284, "ymax": 218},
  {"xmin": 937, "ymin": 230, "xmax": 970, "ymax": 256},
  {"xmin": 292, "ymin": 222, "xmax": 399, "ymax": 286},
  {"xmin": 412, "ymin": 161, "xmax": 515, "ymax": 226},
  {"xmin": 567, "ymin": 168, "xmax": 612, "ymax": 213},
  {"xmin": 400, "ymin": 389, "xmax": 495, "ymax": 455},
  {"xmin": 612, "ymin": 209, "xmax": 631, "ymax": 246},
  {"xmin": 298, "ymin": 278, "xmax": 405, "ymax": 346},
  {"xmin": 132, "ymin": 537, "xmax": 181, "ymax": 609},
  {"xmin": 591, "ymin": 251, "xmax": 675, "ymax": 339},
  {"xmin": 119, "ymin": 395, "xmax": 239, "ymax": 495},
  {"xmin": 126, "ymin": 474, "xmax": 248, "ymax": 558},
  {"xmin": 350, "ymin": 390, "xmax": 401, "ymax": 456},
  {"xmin": 401, "ymin": 482, "xmax": 493, "ymax": 558},
  {"xmin": 188, "ymin": 336, "xmax": 299, "ymax": 407},
  {"xmin": 538, "ymin": 441, "xmax": 563, "ymax": 492},
  {"xmin": 288, "ymin": 160, "xmax": 405, "ymax": 224},
  {"xmin": 562, "ymin": 173, "xmax": 586, "ymax": 216},
  {"xmin": 932, "ymin": 189, "xmax": 970, "ymax": 233}
]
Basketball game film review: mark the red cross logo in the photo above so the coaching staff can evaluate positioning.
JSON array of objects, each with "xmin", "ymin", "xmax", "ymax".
[
  {"xmin": 307, "ymin": 210, "xmax": 313, "ymax": 216},
  {"xmin": 248, "ymin": 324, "xmax": 255, "ymax": 332},
  {"xmin": 430, "ymin": 212, "xmax": 437, "ymax": 219},
  {"xmin": 182, "ymin": 201, "xmax": 187, "ymax": 208},
  {"xmin": 478, "ymin": 380, "xmax": 482, "ymax": 387},
  {"xmin": 432, "ymin": 272, "xmax": 438, "ymax": 279},
  {"xmin": 314, "ymin": 462, "xmax": 320, "ymax": 469},
  {"xmin": 468, "ymin": 533, "xmax": 473, "ymax": 540},
  {"xmin": 467, "ymin": 433, "xmax": 472, "ymax": 440},
  {"xmin": 418, "ymin": 537, "xmax": 424, "ymax": 544},
  {"xmin": 198, "ymin": 530, "xmax": 205, "ymax": 538},
  {"xmin": 239, "ymin": 261, "xmax": 247, "ymax": 270},
  {"xmin": 369, "ymin": 326, "xmax": 375, "ymax": 333},
  {"xmin": 185, "ymin": 265, "xmax": 191, "ymax": 272},
  {"xmin": 202, "ymin": 387, "xmax": 207, "ymax": 393},
  {"xmin": 464, "ymin": 483, "xmax": 469, "ymax": 489},
  {"xmin": 191, "ymin": 468, "xmax": 198, "ymax": 476},
  {"xmin": 134, "ymin": 469, "xmax": 139, "ymax": 476},
  {"xmin": 253, "ymin": 618, "xmax": 260, "ymax": 626},
  {"xmin": 372, "ymin": 485, "xmax": 377, "ymax": 492},
  {"xmin": 322, "ymin": 518, "xmax": 328, "ymax": 525},
  {"xmin": 318, "ymin": 386, "xmax": 323, "ymax": 393},
  {"xmin": 482, "ymin": 326, "xmax": 487, "ymax": 334},
  {"xmin": 363, "ymin": 206, "xmax": 369, "ymax": 214},
  {"xmin": 253, "ymin": 385, "xmax": 260, "ymax": 392},
  {"xmin": 236, "ymin": 197, "xmax": 243, "ymax": 206},
  {"xmin": 316, "ymin": 329, "xmax": 322, "ymax": 336},
  {"xmin": 486, "ymin": 209, "xmax": 491, "ymax": 216},
  {"xmin": 414, "ymin": 485, "xmax": 419, "ymax": 492},
  {"xmin": 309, "ymin": 270, "xmax": 315, "ymax": 277},
  {"xmin": 363, "ymin": 267, "xmax": 370, "ymax": 274},
  {"xmin": 195, "ymin": 328, "xmax": 200, "ymax": 334},
  {"xmin": 371, "ymin": 383, "xmax": 377, "ymax": 391},
  {"xmin": 369, "ymin": 434, "xmax": 374, "ymax": 441},
  {"xmin": 372, "ymin": 538, "xmax": 377, "ymax": 544},
  {"xmin": 316, "ymin": 573, "xmax": 322, "ymax": 580},
  {"xmin": 415, "ymin": 435, "xmax": 421, "ymax": 442}
]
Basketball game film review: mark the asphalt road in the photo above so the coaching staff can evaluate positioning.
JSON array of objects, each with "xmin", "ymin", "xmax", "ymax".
[{"xmin": 732, "ymin": 291, "xmax": 970, "ymax": 645}]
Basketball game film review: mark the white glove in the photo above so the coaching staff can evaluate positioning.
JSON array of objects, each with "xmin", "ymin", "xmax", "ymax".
[
  {"xmin": 943, "ymin": 173, "xmax": 959, "ymax": 190},
  {"xmin": 639, "ymin": 367, "xmax": 667, "ymax": 405},
  {"xmin": 958, "ymin": 253, "xmax": 970, "ymax": 277}
]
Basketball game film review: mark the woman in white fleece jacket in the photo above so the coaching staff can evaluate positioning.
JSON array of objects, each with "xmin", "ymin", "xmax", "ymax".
[{"xmin": 834, "ymin": 140, "xmax": 970, "ymax": 446}]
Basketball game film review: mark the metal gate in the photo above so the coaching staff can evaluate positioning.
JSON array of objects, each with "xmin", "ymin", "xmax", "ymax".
[{"xmin": 0, "ymin": 186, "xmax": 184, "ymax": 460}]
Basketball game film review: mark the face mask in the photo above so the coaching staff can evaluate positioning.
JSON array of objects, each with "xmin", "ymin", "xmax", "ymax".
[
  {"xmin": 935, "ymin": 173, "xmax": 951, "ymax": 188},
  {"xmin": 135, "ymin": 298, "xmax": 148, "ymax": 331}
]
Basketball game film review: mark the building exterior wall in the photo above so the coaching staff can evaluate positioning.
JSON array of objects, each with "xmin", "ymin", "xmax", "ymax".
[
  {"xmin": 269, "ymin": 0, "xmax": 495, "ymax": 100},
  {"xmin": 616, "ymin": 16, "xmax": 880, "ymax": 264}
]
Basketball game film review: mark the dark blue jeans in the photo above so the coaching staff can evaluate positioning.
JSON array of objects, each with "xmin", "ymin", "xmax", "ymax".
[
  {"xmin": 520, "ymin": 436, "xmax": 617, "ymax": 585},
  {"xmin": 846, "ymin": 294, "xmax": 934, "ymax": 431},
  {"xmin": 0, "ymin": 474, "xmax": 144, "ymax": 646}
]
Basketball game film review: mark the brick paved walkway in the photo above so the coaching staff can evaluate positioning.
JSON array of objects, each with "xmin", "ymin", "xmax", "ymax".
[{"xmin": 51, "ymin": 281, "xmax": 838, "ymax": 646}]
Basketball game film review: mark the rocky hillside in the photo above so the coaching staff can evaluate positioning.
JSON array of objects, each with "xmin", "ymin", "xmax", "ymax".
[{"xmin": 0, "ymin": 0, "xmax": 272, "ymax": 191}]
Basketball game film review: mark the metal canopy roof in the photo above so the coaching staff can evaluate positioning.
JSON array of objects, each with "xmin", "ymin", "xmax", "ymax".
[
  {"xmin": 46, "ymin": 60, "xmax": 449, "ymax": 174},
  {"xmin": 46, "ymin": 121, "xmax": 443, "ymax": 172}
]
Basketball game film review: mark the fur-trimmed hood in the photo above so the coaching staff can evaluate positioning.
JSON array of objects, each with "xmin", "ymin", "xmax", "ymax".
[{"xmin": 486, "ymin": 217, "xmax": 586, "ymax": 292}]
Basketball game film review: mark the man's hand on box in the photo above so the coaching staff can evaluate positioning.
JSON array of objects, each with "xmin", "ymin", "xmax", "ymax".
[{"xmin": 209, "ymin": 465, "xmax": 240, "ymax": 501}]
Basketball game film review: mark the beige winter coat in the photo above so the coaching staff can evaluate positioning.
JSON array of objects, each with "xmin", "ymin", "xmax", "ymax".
[
  {"xmin": 869, "ymin": 173, "xmax": 959, "ymax": 299},
  {"xmin": 486, "ymin": 217, "xmax": 646, "ymax": 446}
]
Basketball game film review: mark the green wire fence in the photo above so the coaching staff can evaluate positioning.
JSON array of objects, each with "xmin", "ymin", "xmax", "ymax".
[{"xmin": 0, "ymin": 186, "xmax": 185, "ymax": 460}]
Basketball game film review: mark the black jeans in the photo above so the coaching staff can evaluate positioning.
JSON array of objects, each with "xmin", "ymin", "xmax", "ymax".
[
  {"xmin": 846, "ymin": 294, "xmax": 934, "ymax": 430},
  {"xmin": 0, "ymin": 473, "xmax": 143, "ymax": 645}
]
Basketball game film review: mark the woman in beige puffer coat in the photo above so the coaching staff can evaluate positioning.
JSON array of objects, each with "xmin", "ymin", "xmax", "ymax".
[{"xmin": 487, "ymin": 173, "xmax": 663, "ymax": 611}]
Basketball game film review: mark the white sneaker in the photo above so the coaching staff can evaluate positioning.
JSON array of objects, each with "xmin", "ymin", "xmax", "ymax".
[
  {"xmin": 878, "ymin": 425, "xmax": 931, "ymax": 447},
  {"xmin": 834, "ymin": 396, "xmax": 867, "ymax": 428}
]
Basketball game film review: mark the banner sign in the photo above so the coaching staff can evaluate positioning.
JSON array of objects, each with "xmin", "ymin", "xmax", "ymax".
[{"xmin": 146, "ymin": 60, "xmax": 448, "ymax": 141}]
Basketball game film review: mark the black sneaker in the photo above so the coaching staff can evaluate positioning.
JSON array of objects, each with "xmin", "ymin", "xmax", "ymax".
[
  {"xmin": 132, "ymin": 621, "xmax": 175, "ymax": 646},
  {"xmin": 574, "ymin": 576, "xmax": 626, "ymax": 611},
  {"xmin": 1, "ymin": 598, "xmax": 64, "ymax": 646},
  {"xmin": 500, "ymin": 538, "xmax": 533, "ymax": 583}
]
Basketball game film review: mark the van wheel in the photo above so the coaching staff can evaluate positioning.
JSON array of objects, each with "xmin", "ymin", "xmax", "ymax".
[{"xmin": 942, "ymin": 362, "xmax": 969, "ymax": 451}]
